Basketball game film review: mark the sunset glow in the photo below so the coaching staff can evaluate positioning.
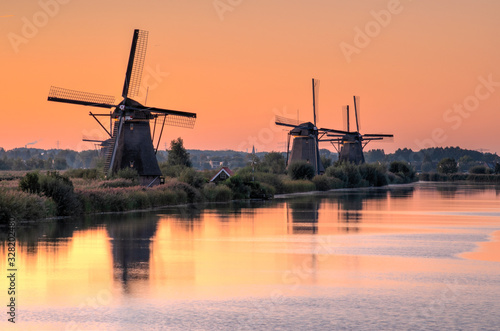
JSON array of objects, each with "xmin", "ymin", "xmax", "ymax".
[{"xmin": 1, "ymin": 0, "xmax": 499, "ymax": 154}]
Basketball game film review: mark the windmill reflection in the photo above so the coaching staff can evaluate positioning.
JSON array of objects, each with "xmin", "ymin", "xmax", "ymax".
[
  {"xmin": 106, "ymin": 214, "xmax": 159, "ymax": 289},
  {"xmin": 286, "ymin": 198, "xmax": 320, "ymax": 234}
]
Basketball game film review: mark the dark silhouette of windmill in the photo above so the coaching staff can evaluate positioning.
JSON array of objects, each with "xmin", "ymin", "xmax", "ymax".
[
  {"xmin": 275, "ymin": 79, "xmax": 349, "ymax": 175},
  {"xmin": 47, "ymin": 29, "xmax": 196, "ymax": 186},
  {"xmin": 327, "ymin": 96, "xmax": 393, "ymax": 164}
]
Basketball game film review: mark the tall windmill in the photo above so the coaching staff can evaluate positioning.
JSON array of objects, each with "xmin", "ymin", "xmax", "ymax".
[
  {"xmin": 47, "ymin": 29, "xmax": 196, "ymax": 186},
  {"xmin": 327, "ymin": 96, "xmax": 393, "ymax": 164},
  {"xmin": 275, "ymin": 79, "xmax": 349, "ymax": 175}
]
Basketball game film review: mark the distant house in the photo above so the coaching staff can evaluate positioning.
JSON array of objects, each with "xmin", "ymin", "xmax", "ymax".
[{"xmin": 210, "ymin": 167, "xmax": 234, "ymax": 183}]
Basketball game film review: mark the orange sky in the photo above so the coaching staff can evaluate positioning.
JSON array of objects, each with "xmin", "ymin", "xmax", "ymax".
[{"xmin": 1, "ymin": 0, "xmax": 499, "ymax": 154}]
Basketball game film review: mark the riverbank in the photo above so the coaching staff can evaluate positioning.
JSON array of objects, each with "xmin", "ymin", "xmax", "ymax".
[
  {"xmin": 419, "ymin": 172, "xmax": 500, "ymax": 183},
  {"xmin": 1, "ymin": 161, "xmax": 419, "ymax": 222}
]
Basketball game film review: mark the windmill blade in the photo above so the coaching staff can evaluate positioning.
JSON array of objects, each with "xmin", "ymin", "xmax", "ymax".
[
  {"xmin": 321, "ymin": 128, "xmax": 350, "ymax": 135},
  {"xmin": 363, "ymin": 133, "xmax": 394, "ymax": 138},
  {"xmin": 48, "ymin": 86, "xmax": 116, "ymax": 109},
  {"xmin": 312, "ymin": 78, "xmax": 320, "ymax": 126},
  {"xmin": 122, "ymin": 29, "xmax": 148, "ymax": 99},
  {"xmin": 353, "ymin": 95, "xmax": 361, "ymax": 132},
  {"xmin": 130, "ymin": 105, "xmax": 196, "ymax": 128},
  {"xmin": 275, "ymin": 115, "xmax": 301, "ymax": 127},
  {"xmin": 342, "ymin": 105, "xmax": 349, "ymax": 132}
]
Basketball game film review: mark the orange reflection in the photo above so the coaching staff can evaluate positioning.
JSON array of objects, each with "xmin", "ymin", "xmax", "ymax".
[
  {"xmin": 3, "ymin": 227, "xmax": 114, "ymax": 307},
  {"xmin": 461, "ymin": 230, "xmax": 500, "ymax": 263}
]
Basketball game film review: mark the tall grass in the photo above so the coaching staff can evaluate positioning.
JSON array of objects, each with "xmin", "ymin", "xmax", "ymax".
[{"xmin": 0, "ymin": 188, "xmax": 56, "ymax": 222}]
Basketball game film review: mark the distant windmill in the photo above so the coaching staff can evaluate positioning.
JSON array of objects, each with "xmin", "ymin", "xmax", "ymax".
[
  {"xmin": 47, "ymin": 29, "xmax": 197, "ymax": 186},
  {"xmin": 327, "ymin": 96, "xmax": 393, "ymax": 164},
  {"xmin": 275, "ymin": 79, "xmax": 349, "ymax": 175}
]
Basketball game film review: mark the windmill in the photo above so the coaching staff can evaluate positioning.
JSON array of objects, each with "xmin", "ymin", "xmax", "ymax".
[
  {"xmin": 275, "ymin": 79, "xmax": 349, "ymax": 175},
  {"xmin": 327, "ymin": 96, "xmax": 393, "ymax": 164},
  {"xmin": 47, "ymin": 29, "xmax": 196, "ymax": 186}
]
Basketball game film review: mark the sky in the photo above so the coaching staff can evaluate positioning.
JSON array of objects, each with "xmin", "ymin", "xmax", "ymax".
[{"xmin": 1, "ymin": 0, "xmax": 500, "ymax": 155}]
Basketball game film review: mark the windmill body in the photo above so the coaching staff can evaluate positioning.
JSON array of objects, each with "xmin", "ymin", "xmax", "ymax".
[
  {"xmin": 275, "ymin": 79, "xmax": 347, "ymax": 175},
  {"xmin": 48, "ymin": 30, "xmax": 196, "ymax": 186},
  {"xmin": 328, "ymin": 96, "xmax": 393, "ymax": 164},
  {"xmin": 338, "ymin": 133, "xmax": 365, "ymax": 164},
  {"xmin": 288, "ymin": 122, "xmax": 325, "ymax": 175}
]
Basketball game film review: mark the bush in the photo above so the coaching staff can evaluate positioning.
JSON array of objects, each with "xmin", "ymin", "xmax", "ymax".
[
  {"xmin": 0, "ymin": 189, "xmax": 57, "ymax": 222},
  {"xmin": 288, "ymin": 161, "xmax": 315, "ymax": 180},
  {"xmin": 338, "ymin": 162, "xmax": 361, "ymax": 187},
  {"xmin": 282, "ymin": 179, "xmax": 316, "ymax": 193},
  {"xmin": 469, "ymin": 165, "xmax": 491, "ymax": 174},
  {"xmin": 160, "ymin": 164, "xmax": 187, "ymax": 178},
  {"xmin": 225, "ymin": 175, "xmax": 251, "ymax": 199},
  {"xmin": 203, "ymin": 183, "xmax": 233, "ymax": 202},
  {"xmin": 179, "ymin": 168, "xmax": 206, "ymax": 189},
  {"xmin": 325, "ymin": 165, "xmax": 347, "ymax": 183},
  {"xmin": 65, "ymin": 168, "xmax": 102, "ymax": 180},
  {"xmin": 115, "ymin": 167, "xmax": 139, "ymax": 181},
  {"xmin": 312, "ymin": 175, "xmax": 340, "ymax": 191},
  {"xmin": 19, "ymin": 171, "xmax": 80, "ymax": 217},
  {"xmin": 19, "ymin": 172, "xmax": 41, "ymax": 194},
  {"xmin": 437, "ymin": 158, "xmax": 458, "ymax": 174},
  {"xmin": 359, "ymin": 163, "xmax": 388, "ymax": 187},
  {"xmin": 389, "ymin": 161, "xmax": 416, "ymax": 183},
  {"xmin": 252, "ymin": 172, "xmax": 285, "ymax": 194},
  {"xmin": 99, "ymin": 178, "xmax": 137, "ymax": 188},
  {"xmin": 40, "ymin": 171, "xmax": 80, "ymax": 216}
]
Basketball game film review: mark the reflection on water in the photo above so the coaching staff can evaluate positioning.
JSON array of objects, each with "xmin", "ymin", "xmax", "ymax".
[{"xmin": 1, "ymin": 182, "xmax": 500, "ymax": 330}]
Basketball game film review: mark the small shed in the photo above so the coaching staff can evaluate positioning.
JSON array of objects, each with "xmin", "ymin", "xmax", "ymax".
[{"xmin": 210, "ymin": 167, "xmax": 234, "ymax": 183}]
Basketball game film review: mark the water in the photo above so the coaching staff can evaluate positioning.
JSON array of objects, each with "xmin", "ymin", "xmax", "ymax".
[{"xmin": 1, "ymin": 182, "xmax": 500, "ymax": 330}]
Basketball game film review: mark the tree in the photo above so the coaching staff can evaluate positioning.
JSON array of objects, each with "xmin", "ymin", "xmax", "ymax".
[
  {"xmin": 437, "ymin": 158, "xmax": 458, "ymax": 174},
  {"xmin": 320, "ymin": 155, "xmax": 332, "ymax": 169},
  {"xmin": 167, "ymin": 138, "xmax": 192, "ymax": 167},
  {"xmin": 365, "ymin": 149, "xmax": 385, "ymax": 163},
  {"xmin": 261, "ymin": 152, "xmax": 286, "ymax": 174}
]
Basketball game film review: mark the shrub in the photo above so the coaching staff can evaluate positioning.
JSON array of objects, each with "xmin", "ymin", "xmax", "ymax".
[
  {"xmin": 469, "ymin": 165, "xmax": 491, "ymax": 174},
  {"xmin": 251, "ymin": 172, "xmax": 285, "ymax": 194},
  {"xmin": 437, "ymin": 158, "xmax": 458, "ymax": 174},
  {"xmin": 99, "ymin": 178, "xmax": 137, "ymax": 188},
  {"xmin": 203, "ymin": 183, "xmax": 233, "ymax": 202},
  {"xmin": 65, "ymin": 168, "xmax": 102, "ymax": 180},
  {"xmin": 115, "ymin": 167, "xmax": 139, "ymax": 181},
  {"xmin": 282, "ymin": 179, "xmax": 316, "ymax": 193},
  {"xmin": 359, "ymin": 163, "xmax": 388, "ymax": 187},
  {"xmin": 339, "ymin": 162, "xmax": 362, "ymax": 187},
  {"xmin": 160, "ymin": 163, "xmax": 187, "ymax": 178},
  {"xmin": 19, "ymin": 172, "xmax": 41, "ymax": 194},
  {"xmin": 312, "ymin": 175, "xmax": 334, "ymax": 191},
  {"xmin": 389, "ymin": 161, "xmax": 416, "ymax": 183},
  {"xmin": 40, "ymin": 171, "xmax": 80, "ymax": 216},
  {"xmin": 0, "ymin": 188, "xmax": 56, "ymax": 222},
  {"xmin": 179, "ymin": 167, "xmax": 206, "ymax": 189},
  {"xmin": 288, "ymin": 161, "xmax": 315, "ymax": 180},
  {"xmin": 225, "ymin": 175, "xmax": 251, "ymax": 199},
  {"xmin": 325, "ymin": 165, "xmax": 347, "ymax": 183},
  {"xmin": 162, "ymin": 179, "xmax": 203, "ymax": 203}
]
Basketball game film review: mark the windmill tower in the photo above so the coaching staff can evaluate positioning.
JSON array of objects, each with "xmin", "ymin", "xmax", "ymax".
[
  {"xmin": 47, "ymin": 29, "xmax": 196, "ymax": 186},
  {"xmin": 327, "ymin": 96, "xmax": 393, "ymax": 164},
  {"xmin": 275, "ymin": 79, "xmax": 349, "ymax": 175}
]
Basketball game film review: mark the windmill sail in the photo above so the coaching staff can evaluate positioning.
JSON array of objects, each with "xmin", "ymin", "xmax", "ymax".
[
  {"xmin": 122, "ymin": 29, "xmax": 148, "ymax": 99},
  {"xmin": 353, "ymin": 95, "xmax": 360, "ymax": 132},
  {"xmin": 48, "ymin": 86, "xmax": 115, "ymax": 109},
  {"xmin": 312, "ymin": 78, "xmax": 319, "ymax": 125}
]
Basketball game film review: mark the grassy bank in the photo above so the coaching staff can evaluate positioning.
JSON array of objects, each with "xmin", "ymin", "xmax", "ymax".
[
  {"xmin": 1, "ymin": 160, "xmax": 418, "ymax": 222},
  {"xmin": 419, "ymin": 172, "xmax": 500, "ymax": 183}
]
